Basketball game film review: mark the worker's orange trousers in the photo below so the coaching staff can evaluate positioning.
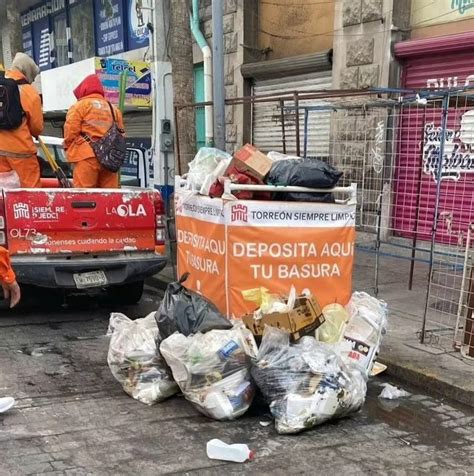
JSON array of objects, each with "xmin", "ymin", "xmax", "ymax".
[
  {"xmin": 73, "ymin": 158, "xmax": 119, "ymax": 188},
  {"xmin": 0, "ymin": 155, "xmax": 41, "ymax": 188}
]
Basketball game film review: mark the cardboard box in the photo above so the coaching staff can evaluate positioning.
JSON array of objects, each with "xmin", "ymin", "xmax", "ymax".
[
  {"xmin": 232, "ymin": 144, "xmax": 273, "ymax": 180},
  {"xmin": 242, "ymin": 294, "xmax": 325, "ymax": 342}
]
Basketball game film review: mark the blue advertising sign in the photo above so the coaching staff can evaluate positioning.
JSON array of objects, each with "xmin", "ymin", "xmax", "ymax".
[
  {"xmin": 126, "ymin": 0, "xmax": 151, "ymax": 51},
  {"xmin": 22, "ymin": 27, "xmax": 34, "ymax": 58},
  {"xmin": 94, "ymin": 0, "xmax": 125, "ymax": 56},
  {"xmin": 32, "ymin": 16, "xmax": 51, "ymax": 71}
]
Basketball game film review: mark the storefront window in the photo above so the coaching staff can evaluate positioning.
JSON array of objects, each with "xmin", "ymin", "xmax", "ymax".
[
  {"xmin": 53, "ymin": 13, "xmax": 68, "ymax": 67},
  {"xmin": 69, "ymin": 0, "xmax": 95, "ymax": 62}
]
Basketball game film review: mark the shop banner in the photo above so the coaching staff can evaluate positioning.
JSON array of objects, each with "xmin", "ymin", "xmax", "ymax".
[
  {"xmin": 126, "ymin": 0, "xmax": 151, "ymax": 51},
  {"xmin": 176, "ymin": 193, "xmax": 356, "ymax": 317},
  {"xmin": 94, "ymin": 0, "xmax": 125, "ymax": 56},
  {"xmin": 95, "ymin": 57, "xmax": 151, "ymax": 107}
]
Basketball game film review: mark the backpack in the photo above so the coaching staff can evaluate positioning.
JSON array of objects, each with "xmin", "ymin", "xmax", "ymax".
[
  {"xmin": 82, "ymin": 102, "xmax": 126, "ymax": 173},
  {"xmin": 0, "ymin": 72, "xmax": 28, "ymax": 130}
]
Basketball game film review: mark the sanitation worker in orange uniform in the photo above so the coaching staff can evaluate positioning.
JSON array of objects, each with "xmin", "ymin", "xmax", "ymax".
[
  {"xmin": 64, "ymin": 74, "xmax": 125, "ymax": 188},
  {"xmin": 0, "ymin": 53, "xmax": 43, "ymax": 188},
  {"xmin": 0, "ymin": 247, "xmax": 20, "ymax": 308}
]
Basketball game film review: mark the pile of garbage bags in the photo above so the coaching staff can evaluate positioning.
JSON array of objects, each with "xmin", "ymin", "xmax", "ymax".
[
  {"xmin": 106, "ymin": 275, "xmax": 388, "ymax": 434},
  {"xmin": 156, "ymin": 273, "xmax": 257, "ymax": 420},
  {"xmin": 107, "ymin": 313, "xmax": 178, "ymax": 405},
  {"xmin": 183, "ymin": 145, "xmax": 343, "ymax": 203},
  {"xmin": 251, "ymin": 327, "xmax": 367, "ymax": 434}
]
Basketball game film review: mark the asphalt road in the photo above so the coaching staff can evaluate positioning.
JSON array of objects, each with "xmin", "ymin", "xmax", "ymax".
[{"xmin": 0, "ymin": 282, "xmax": 473, "ymax": 475}]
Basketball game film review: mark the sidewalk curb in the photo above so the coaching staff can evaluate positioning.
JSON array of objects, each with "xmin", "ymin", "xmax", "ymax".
[{"xmin": 378, "ymin": 354, "xmax": 474, "ymax": 408}]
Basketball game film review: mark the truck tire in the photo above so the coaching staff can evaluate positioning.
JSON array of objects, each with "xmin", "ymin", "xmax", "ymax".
[{"xmin": 107, "ymin": 280, "xmax": 144, "ymax": 305}]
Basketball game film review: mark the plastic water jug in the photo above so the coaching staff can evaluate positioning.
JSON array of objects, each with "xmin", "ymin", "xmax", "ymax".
[{"xmin": 206, "ymin": 438, "xmax": 254, "ymax": 463}]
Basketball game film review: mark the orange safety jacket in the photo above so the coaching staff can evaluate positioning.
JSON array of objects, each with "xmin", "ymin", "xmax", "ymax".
[
  {"xmin": 64, "ymin": 74, "xmax": 124, "ymax": 163},
  {"xmin": 0, "ymin": 247, "xmax": 15, "ymax": 284},
  {"xmin": 0, "ymin": 70, "xmax": 43, "ymax": 158}
]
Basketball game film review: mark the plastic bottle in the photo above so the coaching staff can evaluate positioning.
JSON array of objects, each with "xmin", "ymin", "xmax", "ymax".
[
  {"xmin": 206, "ymin": 438, "xmax": 255, "ymax": 463},
  {"xmin": 318, "ymin": 303, "xmax": 348, "ymax": 343}
]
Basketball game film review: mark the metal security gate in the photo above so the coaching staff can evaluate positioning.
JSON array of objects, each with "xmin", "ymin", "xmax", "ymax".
[
  {"xmin": 252, "ymin": 71, "xmax": 332, "ymax": 156},
  {"xmin": 395, "ymin": 33, "xmax": 474, "ymax": 244}
]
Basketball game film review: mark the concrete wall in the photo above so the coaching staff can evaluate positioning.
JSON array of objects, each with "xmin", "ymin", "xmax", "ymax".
[
  {"xmin": 257, "ymin": 0, "xmax": 334, "ymax": 60},
  {"xmin": 332, "ymin": 0, "xmax": 395, "ymax": 89},
  {"xmin": 0, "ymin": 0, "xmax": 23, "ymax": 67}
]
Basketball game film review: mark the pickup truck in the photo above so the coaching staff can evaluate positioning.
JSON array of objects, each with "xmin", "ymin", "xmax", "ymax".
[{"xmin": 0, "ymin": 138, "xmax": 166, "ymax": 304}]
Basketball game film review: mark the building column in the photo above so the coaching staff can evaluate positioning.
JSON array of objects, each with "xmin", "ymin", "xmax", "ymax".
[{"xmin": 0, "ymin": 0, "xmax": 23, "ymax": 67}]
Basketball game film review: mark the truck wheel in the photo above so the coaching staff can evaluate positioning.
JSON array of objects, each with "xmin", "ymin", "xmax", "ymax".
[{"xmin": 107, "ymin": 280, "xmax": 144, "ymax": 305}]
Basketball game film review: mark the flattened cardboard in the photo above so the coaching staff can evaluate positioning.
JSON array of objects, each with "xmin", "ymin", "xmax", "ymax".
[{"xmin": 242, "ymin": 294, "xmax": 326, "ymax": 342}]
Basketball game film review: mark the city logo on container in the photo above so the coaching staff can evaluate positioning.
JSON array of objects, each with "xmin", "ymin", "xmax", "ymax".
[
  {"xmin": 422, "ymin": 111, "xmax": 474, "ymax": 182},
  {"xmin": 13, "ymin": 203, "xmax": 30, "ymax": 220},
  {"xmin": 231, "ymin": 204, "xmax": 248, "ymax": 223}
]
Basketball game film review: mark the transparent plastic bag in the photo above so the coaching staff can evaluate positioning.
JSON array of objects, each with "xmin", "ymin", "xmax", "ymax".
[
  {"xmin": 160, "ymin": 321, "xmax": 258, "ymax": 420},
  {"xmin": 187, "ymin": 147, "xmax": 231, "ymax": 190},
  {"xmin": 0, "ymin": 171, "xmax": 20, "ymax": 189},
  {"xmin": 343, "ymin": 292, "xmax": 388, "ymax": 375},
  {"xmin": 107, "ymin": 312, "xmax": 178, "ymax": 405},
  {"xmin": 251, "ymin": 327, "xmax": 367, "ymax": 434}
]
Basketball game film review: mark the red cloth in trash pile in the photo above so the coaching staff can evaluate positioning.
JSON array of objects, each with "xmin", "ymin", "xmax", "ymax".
[{"xmin": 209, "ymin": 165, "xmax": 271, "ymax": 200}]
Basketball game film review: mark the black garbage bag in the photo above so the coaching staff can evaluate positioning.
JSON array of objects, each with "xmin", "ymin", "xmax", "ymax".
[
  {"xmin": 156, "ymin": 273, "xmax": 232, "ymax": 339},
  {"xmin": 266, "ymin": 158, "xmax": 343, "ymax": 202}
]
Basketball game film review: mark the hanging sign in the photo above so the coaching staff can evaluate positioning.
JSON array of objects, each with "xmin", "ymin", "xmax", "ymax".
[
  {"xmin": 127, "ymin": 0, "xmax": 151, "ymax": 51},
  {"xmin": 94, "ymin": 0, "xmax": 125, "ymax": 56}
]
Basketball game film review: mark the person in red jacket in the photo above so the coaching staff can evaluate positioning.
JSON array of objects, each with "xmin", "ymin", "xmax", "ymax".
[
  {"xmin": 0, "ymin": 247, "xmax": 20, "ymax": 308},
  {"xmin": 64, "ymin": 74, "xmax": 125, "ymax": 188}
]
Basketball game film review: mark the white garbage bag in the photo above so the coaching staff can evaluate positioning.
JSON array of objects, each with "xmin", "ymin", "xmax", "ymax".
[
  {"xmin": 160, "ymin": 321, "xmax": 258, "ymax": 420},
  {"xmin": 251, "ymin": 327, "xmax": 367, "ymax": 434},
  {"xmin": 343, "ymin": 292, "xmax": 388, "ymax": 375},
  {"xmin": 107, "ymin": 313, "xmax": 178, "ymax": 405},
  {"xmin": 187, "ymin": 147, "xmax": 231, "ymax": 190}
]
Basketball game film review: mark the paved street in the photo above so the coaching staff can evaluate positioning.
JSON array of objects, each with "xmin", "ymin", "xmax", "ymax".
[{"xmin": 0, "ymin": 282, "xmax": 473, "ymax": 476}]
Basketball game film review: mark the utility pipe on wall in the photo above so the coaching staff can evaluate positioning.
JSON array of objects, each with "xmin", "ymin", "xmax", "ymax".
[{"xmin": 190, "ymin": 0, "xmax": 214, "ymax": 146}]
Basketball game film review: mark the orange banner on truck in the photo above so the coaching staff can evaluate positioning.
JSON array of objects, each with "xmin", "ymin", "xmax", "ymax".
[{"xmin": 176, "ymin": 192, "xmax": 356, "ymax": 317}]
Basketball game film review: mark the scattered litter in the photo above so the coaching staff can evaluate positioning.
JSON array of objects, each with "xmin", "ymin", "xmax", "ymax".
[
  {"xmin": 251, "ymin": 327, "xmax": 367, "ymax": 434},
  {"xmin": 259, "ymin": 420, "xmax": 272, "ymax": 427},
  {"xmin": 370, "ymin": 362, "xmax": 388, "ymax": 377},
  {"xmin": 107, "ymin": 312, "xmax": 178, "ymax": 405},
  {"xmin": 0, "ymin": 397, "xmax": 15, "ymax": 413},
  {"xmin": 379, "ymin": 383, "xmax": 411, "ymax": 400},
  {"xmin": 160, "ymin": 321, "xmax": 257, "ymax": 420},
  {"xmin": 206, "ymin": 438, "xmax": 254, "ymax": 463}
]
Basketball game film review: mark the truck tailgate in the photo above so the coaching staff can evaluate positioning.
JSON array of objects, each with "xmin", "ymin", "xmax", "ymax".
[{"xmin": 4, "ymin": 189, "xmax": 157, "ymax": 255}]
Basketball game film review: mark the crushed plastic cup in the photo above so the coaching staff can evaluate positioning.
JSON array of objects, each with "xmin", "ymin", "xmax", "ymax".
[{"xmin": 206, "ymin": 438, "xmax": 254, "ymax": 463}]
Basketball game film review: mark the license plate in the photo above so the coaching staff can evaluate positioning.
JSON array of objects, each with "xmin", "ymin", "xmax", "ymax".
[{"xmin": 73, "ymin": 271, "xmax": 108, "ymax": 289}]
